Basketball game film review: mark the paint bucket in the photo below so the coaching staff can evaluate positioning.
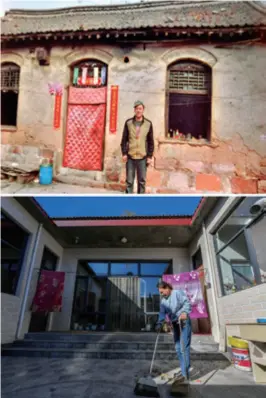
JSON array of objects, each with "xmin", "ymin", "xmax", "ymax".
[
  {"xmin": 228, "ymin": 336, "xmax": 252, "ymax": 372},
  {"xmin": 39, "ymin": 160, "xmax": 53, "ymax": 185}
]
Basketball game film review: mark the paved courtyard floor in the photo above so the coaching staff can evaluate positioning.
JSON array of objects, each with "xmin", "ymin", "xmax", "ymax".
[
  {"xmin": 1, "ymin": 357, "xmax": 265, "ymax": 398},
  {"xmin": 1, "ymin": 181, "xmax": 119, "ymax": 194}
]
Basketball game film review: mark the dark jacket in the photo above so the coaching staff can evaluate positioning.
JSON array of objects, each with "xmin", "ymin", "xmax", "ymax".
[{"xmin": 120, "ymin": 116, "xmax": 154, "ymax": 159}]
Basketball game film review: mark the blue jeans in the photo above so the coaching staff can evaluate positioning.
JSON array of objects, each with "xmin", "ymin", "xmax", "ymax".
[
  {"xmin": 126, "ymin": 157, "xmax": 147, "ymax": 194},
  {"xmin": 172, "ymin": 318, "xmax": 192, "ymax": 378}
]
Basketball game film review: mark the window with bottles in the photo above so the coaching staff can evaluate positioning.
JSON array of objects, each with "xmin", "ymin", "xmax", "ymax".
[
  {"xmin": 166, "ymin": 60, "xmax": 211, "ymax": 142},
  {"xmin": 71, "ymin": 60, "xmax": 107, "ymax": 88}
]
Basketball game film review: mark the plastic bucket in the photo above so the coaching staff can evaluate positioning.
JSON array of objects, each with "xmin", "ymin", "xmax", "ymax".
[
  {"xmin": 228, "ymin": 336, "xmax": 252, "ymax": 372},
  {"xmin": 39, "ymin": 165, "xmax": 53, "ymax": 185},
  {"xmin": 232, "ymin": 347, "xmax": 252, "ymax": 371}
]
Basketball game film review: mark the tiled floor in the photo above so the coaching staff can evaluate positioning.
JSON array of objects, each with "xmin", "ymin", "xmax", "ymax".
[{"xmin": 1, "ymin": 357, "xmax": 265, "ymax": 398}]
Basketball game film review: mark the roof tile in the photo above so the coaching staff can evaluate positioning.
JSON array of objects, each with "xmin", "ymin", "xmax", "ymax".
[{"xmin": 1, "ymin": 1, "xmax": 266, "ymax": 36}]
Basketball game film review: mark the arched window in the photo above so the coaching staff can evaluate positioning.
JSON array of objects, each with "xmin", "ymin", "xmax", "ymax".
[
  {"xmin": 166, "ymin": 60, "xmax": 212, "ymax": 141},
  {"xmin": 1, "ymin": 62, "xmax": 20, "ymax": 127},
  {"xmin": 71, "ymin": 59, "xmax": 107, "ymax": 88}
]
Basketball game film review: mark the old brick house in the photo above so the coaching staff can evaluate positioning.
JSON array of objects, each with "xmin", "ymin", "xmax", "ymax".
[{"xmin": 1, "ymin": 1, "xmax": 266, "ymax": 193}]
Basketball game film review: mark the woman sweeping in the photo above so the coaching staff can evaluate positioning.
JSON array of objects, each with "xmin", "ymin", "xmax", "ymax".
[{"xmin": 155, "ymin": 281, "xmax": 192, "ymax": 382}]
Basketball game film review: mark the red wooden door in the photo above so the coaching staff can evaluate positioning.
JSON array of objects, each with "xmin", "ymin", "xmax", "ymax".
[{"xmin": 63, "ymin": 87, "xmax": 107, "ymax": 171}]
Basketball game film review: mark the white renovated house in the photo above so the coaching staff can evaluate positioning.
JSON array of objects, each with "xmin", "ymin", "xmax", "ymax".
[{"xmin": 1, "ymin": 196, "xmax": 266, "ymax": 347}]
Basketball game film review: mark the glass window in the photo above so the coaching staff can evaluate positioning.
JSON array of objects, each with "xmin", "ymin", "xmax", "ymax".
[
  {"xmin": 110, "ymin": 263, "xmax": 138, "ymax": 276},
  {"xmin": 40, "ymin": 247, "xmax": 58, "ymax": 271},
  {"xmin": 1, "ymin": 211, "xmax": 29, "ymax": 295},
  {"xmin": 249, "ymin": 214, "xmax": 266, "ymax": 284},
  {"xmin": 140, "ymin": 277, "xmax": 161, "ymax": 313},
  {"xmin": 214, "ymin": 197, "xmax": 263, "ymax": 251},
  {"xmin": 214, "ymin": 197, "xmax": 265, "ymax": 296},
  {"xmin": 167, "ymin": 61, "xmax": 211, "ymax": 141},
  {"xmin": 140, "ymin": 263, "xmax": 169, "ymax": 276},
  {"xmin": 216, "ymin": 233, "xmax": 256, "ymax": 295},
  {"xmin": 87, "ymin": 262, "xmax": 108, "ymax": 276}
]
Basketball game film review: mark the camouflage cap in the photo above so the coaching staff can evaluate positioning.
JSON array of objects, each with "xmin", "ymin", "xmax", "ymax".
[{"xmin": 134, "ymin": 100, "xmax": 145, "ymax": 108}]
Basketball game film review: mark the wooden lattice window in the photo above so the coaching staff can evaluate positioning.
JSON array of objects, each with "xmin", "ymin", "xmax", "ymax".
[
  {"xmin": 166, "ymin": 61, "xmax": 212, "ymax": 141},
  {"xmin": 1, "ymin": 63, "xmax": 20, "ymax": 92},
  {"xmin": 1, "ymin": 63, "xmax": 20, "ymax": 127},
  {"xmin": 71, "ymin": 60, "xmax": 107, "ymax": 88}
]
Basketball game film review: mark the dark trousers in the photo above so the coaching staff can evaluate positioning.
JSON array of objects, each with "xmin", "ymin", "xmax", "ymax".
[
  {"xmin": 172, "ymin": 318, "xmax": 192, "ymax": 378},
  {"xmin": 126, "ymin": 157, "xmax": 147, "ymax": 194}
]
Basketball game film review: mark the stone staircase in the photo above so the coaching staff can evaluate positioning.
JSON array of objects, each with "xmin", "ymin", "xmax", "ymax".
[{"xmin": 2, "ymin": 332, "xmax": 229, "ymax": 361}]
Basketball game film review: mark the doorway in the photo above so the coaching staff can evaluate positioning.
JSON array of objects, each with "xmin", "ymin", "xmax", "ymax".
[
  {"xmin": 63, "ymin": 60, "xmax": 108, "ymax": 171},
  {"xmin": 71, "ymin": 261, "xmax": 171, "ymax": 332},
  {"xmin": 192, "ymin": 248, "xmax": 211, "ymax": 334},
  {"xmin": 29, "ymin": 247, "xmax": 58, "ymax": 332}
]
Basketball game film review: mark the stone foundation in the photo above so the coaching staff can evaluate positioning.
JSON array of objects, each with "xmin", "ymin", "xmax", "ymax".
[{"xmin": 2, "ymin": 133, "xmax": 265, "ymax": 193}]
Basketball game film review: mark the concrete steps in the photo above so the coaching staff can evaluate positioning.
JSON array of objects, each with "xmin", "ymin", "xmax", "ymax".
[{"xmin": 2, "ymin": 332, "xmax": 228, "ymax": 361}]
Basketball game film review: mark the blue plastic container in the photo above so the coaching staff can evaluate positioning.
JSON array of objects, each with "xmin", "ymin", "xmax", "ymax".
[
  {"xmin": 39, "ymin": 165, "xmax": 53, "ymax": 185},
  {"xmin": 257, "ymin": 318, "xmax": 266, "ymax": 324}
]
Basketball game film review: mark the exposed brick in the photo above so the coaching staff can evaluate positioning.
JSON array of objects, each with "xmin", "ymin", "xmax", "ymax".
[
  {"xmin": 105, "ymin": 168, "xmax": 120, "ymax": 182},
  {"xmin": 258, "ymin": 180, "xmax": 266, "ymax": 193},
  {"xmin": 180, "ymin": 161, "xmax": 206, "ymax": 173},
  {"xmin": 146, "ymin": 169, "xmax": 162, "ymax": 187},
  {"xmin": 155, "ymin": 157, "xmax": 179, "ymax": 171},
  {"xmin": 231, "ymin": 177, "xmax": 257, "ymax": 194},
  {"xmin": 180, "ymin": 145, "xmax": 213, "ymax": 163},
  {"xmin": 246, "ymin": 151, "xmax": 264, "ymax": 178},
  {"xmin": 212, "ymin": 163, "xmax": 236, "ymax": 175},
  {"xmin": 120, "ymin": 169, "xmax": 127, "ymax": 184},
  {"xmin": 167, "ymin": 172, "xmax": 189, "ymax": 190},
  {"xmin": 196, "ymin": 174, "xmax": 222, "ymax": 192}
]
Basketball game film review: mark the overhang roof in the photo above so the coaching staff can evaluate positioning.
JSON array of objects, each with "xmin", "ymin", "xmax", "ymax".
[
  {"xmin": 13, "ymin": 197, "xmax": 218, "ymax": 248},
  {"xmin": 1, "ymin": 1, "xmax": 266, "ymax": 37}
]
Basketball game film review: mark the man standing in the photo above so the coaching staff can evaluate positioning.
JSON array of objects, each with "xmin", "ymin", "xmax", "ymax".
[{"xmin": 120, "ymin": 101, "xmax": 154, "ymax": 194}]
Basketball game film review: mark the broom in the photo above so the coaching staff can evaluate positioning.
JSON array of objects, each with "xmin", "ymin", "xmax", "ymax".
[{"xmin": 134, "ymin": 330, "xmax": 161, "ymax": 397}]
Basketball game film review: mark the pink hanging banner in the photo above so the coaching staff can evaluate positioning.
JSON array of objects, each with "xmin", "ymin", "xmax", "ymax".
[
  {"xmin": 163, "ymin": 271, "xmax": 208, "ymax": 319},
  {"xmin": 31, "ymin": 270, "xmax": 65, "ymax": 313}
]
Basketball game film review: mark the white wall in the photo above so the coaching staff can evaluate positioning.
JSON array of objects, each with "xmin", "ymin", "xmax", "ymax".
[
  {"xmin": 1, "ymin": 197, "xmax": 64, "ymax": 342},
  {"xmin": 52, "ymin": 247, "xmax": 190, "ymax": 330},
  {"xmin": 20, "ymin": 228, "xmax": 64, "ymax": 338},
  {"xmin": 1, "ymin": 197, "xmax": 38, "ymax": 343},
  {"xmin": 189, "ymin": 197, "xmax": 266, "ymax": 345}
]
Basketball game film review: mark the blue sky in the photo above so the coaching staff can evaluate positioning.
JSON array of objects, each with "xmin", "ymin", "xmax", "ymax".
[
  {"xmin": 35, "ymin": 196, "xmax": 201, "ymax": 218},
  {"xmin": 1, "ymin": 1, "xmax": 155, "ymax": 15}
]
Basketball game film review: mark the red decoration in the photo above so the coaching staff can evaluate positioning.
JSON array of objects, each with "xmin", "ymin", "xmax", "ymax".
[
  {"xmin": 31, "ymin": 270, "xmax": 65, "ymax": 313},
  {"xmin": 53, "ymin": 94, "xmax": 62, "ymax": 129},
  {"xmin": 109, "ymin": 85, "xmax": 119, "ymax": 134},
  {"xmin": 63, "ymin": 87, "xmax": 107, "ymax": 171}
]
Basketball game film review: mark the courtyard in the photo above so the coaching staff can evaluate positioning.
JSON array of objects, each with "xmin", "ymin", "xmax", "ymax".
[{"xmin": 1, "ymin": 356, "xmax": 266, "ymax": 398}]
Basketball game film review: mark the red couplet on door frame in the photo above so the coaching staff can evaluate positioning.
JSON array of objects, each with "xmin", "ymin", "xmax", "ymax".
[
  {"xmin": 109, "ymin": 85, "xmax": 119, "ymax": 133},
  {"xmin": 54, "ymin": 94, "xmax": 62, "ymax": 129}
]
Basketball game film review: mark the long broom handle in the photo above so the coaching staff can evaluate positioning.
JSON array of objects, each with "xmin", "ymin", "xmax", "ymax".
[{"xmin": 149, "ymin": 331, "xmax": 160, "ymax": 375}]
